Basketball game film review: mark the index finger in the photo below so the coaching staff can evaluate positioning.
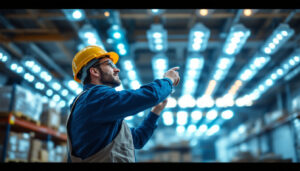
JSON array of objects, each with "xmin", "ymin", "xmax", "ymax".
[{"xmin": 169, "ymin": 66, "xmax": 180, "ymax": 71}]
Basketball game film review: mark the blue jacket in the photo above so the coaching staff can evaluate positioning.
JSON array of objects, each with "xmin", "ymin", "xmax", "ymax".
[{"xmin": 68, "ymin": 78, "xmax": 173, "ymax": 159}]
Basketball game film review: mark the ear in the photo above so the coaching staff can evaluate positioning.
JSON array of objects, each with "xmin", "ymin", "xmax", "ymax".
[{"xmin": 89, "ymin": 67, "xmax": 100, "ymax": 78}]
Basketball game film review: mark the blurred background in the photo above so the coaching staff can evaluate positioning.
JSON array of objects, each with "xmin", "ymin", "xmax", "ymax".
[{"xmin": 0, "ymin": 9, "xmax": 300, "ymax": 162}]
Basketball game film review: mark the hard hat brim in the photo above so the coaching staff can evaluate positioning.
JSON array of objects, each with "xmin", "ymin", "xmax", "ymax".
[{"xmin": 105, "ymin": 52, "xmax": 119, "ymax": 64}]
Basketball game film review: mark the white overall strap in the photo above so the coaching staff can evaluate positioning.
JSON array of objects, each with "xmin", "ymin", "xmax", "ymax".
[{"xmin": 66, "ymin": 89, "xmax": 88, "ymax": 162}]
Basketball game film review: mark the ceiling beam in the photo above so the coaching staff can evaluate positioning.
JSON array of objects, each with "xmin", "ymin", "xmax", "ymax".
[
  {"xmin": 1, "ymin": 33, "xmax": 74, "ymax": 42},
  {"xmin": 5, "ymin": 12, "xmax": 300, "ymax": 20}
]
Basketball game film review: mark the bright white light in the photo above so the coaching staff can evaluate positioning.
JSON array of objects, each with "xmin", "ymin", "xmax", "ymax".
[
  {"xmin": 1, "ymin": 55, "xmax": 8, "ymax": 62},
  {"xmin": 53, "ymin": 94, "xmax": 61, "ymax": 102},
  {"xmin": 155, "ymin": 44, "xmax": 163, "ymax": 50},
  {"xmin": 187, "ymin": 124, "xmax": 197, "ymax": 134},
  {"xmin": 207, "ymin": 124, "xmax": 220, "ymax": 136},
  {"xmin": 16, "ymin": 66, "xmax": 23, "ymax": 73},
  {"xmin": 113, "ymin": 32, "xmax": 121, "ymax": 39},
  {"xmin": 283, "ymin": 63, "xmax": 289, "ymax": 70},
  {"xmin": 191, "ymin": 110, "xmax": 202, "ymax": 122},
  {"xmin": 68, "ymin": 80, "xmax": 79, "ymax": 90},
  {"xmin": 249, "ymin": 91, "xmax": 260, "ymax": 101},
  {"xmin": 117, "ymin": 43, "xmax": 125, "ymax": 49},
  {"xmin": 178, "ymin": 95, "xmax": 196, "ymax": 108},
  {"xmin": 234, "ymin": 31, "xmax": 244, "ymax": 37},
  {"xmin": 188, "ymin": 58, "xmax": 201, "ymax": 69},
  {"xmin": 166, "ymin": 97, "xmax": 177, "ymax": 108},
  {"xmin": 61, "ymin": 89, "xmax": 69, "ymax": 96},
  {"xmin": 276, "ymin": 33, "xmax": 283, "ymax": 40},
  {"xmin": 119, "ymin": 48, "xmax": 127, "ymax": 55},
  {"xmin": 87, "ymin": 37, "xmax": 97, "ymax": 44},
  {"xmin": 192, "ymin": 43, "xmax": 201, "ymax": 50},
  {"xmin": 155, "ymin": 59, "xmax": 167, "ymax": 70},
  {"xmin": 221, "ymin": 110, "xmax": 234, "ymax": 120},
  {"xmin": 32, "ymin": 65, "xmax": 41, "ymax": 73},
  {"xmin": 35, "ymin": 82, "xmax": 45, "ymax": 90},
  {"xmin": 25, "ymin": 61, "xmax": 34, "ymax": 67},
  {"xmin": 125, "ymin": 116, "xmax": 133, "ymax": 121},
  {"xmin": 151, "ymin": 9, "xmax": 160, "ymax": 14},
  {"xmin": 199, "ymin": 124, "xmax": 207, "ymax": 133},
  {"xmin": 254, "ymin": 57, "xmax": 267, "ymax": 68},
  {"xmin": 76, "ymin": 87, "xmax": 83, "ymax": 95},
  {"xmin": 115, "ymin": 84, "xmax": 124, "ymax": 91},
  {"xmin": 218, "ymin": 58, "xmax": 230, "ymax": 70},
  {"xmin": 264, "ymin": 47, "xmax": 271, "ymax": 54},
  {"xmin": 206, "ymin": 109, "xmax": 218, "ymax": 121},
  {"xmin": 153, "ymin": 32, "xmax": 162, "ymax": 39},
  {"xmin": 46, "ymin": 89, "xmax": 53, "ymax": 97},
  {"xmin": 289, "ymin": 59, "xmax": 295, "ymax": 66},
  {"xmin": 259, "ymin": 85, "xmax": 265, "ymax": 91},
  {"xmin": 238, "ymin": 124, "xmax": 246, "ymax": 134},
  {"xmin": 130, "ymin": 80, "xmax": 141, "ymax": 90},
  {"xmin": 162, "ymin": 111, "xmax": 174, "ymax": 126},
  {"xmin": 265, "ymin": 79, "xmax": 273, "ymax": 86},
  {"xmin": 24, "ymin": 73, "xmax": 34, "ymax": 82},
  {"xmin": 241, "ymin": 69, "xmax": 253, "ymax": 81},
  {"xmin": 84, "ymin": 32, "xmax": 94, "ymax": 38},
  {"xmin": 235, "ymin": 96, "xmax": 253, "ymax": 107},
  {"xmin": 194, "ymin": 31, "xmax": 204, "ymax": 37},
  {"xmin": 187, "ymin": 70, "xmax": 197, "ymax": 78},
  {"xmin": 273, "ymin": 37, "xmax": 279, "ymax": 44},
  {"xmin": 277, "ymin": 68, "xmax": 284, "ymax": 75},
  {"xmin": 40, "ymin": 71, "xmax": 52, "ymax": 82},
  {"xmin": 216, "ymin": 97, "xmax": 225, "ymax": 107},
  {"xmin": 127, "ymin": 70, "xmax": 137, "ymax": 80},
  {"xmin": 124, "ymin": 60, "xmax": 133, "ymax": 71},
  {"xmin": 52, "ymin": 82, "xmax": 61, "ymax": 91},
  {"xmin": 193, "ymin": 37, "xmax": 203, "ymax": 44},
  {"xmin": 197, "ymin": 95, "xmax": 214, "ymax": 108},
  {"xmin": 225, "ymin": 47, "xmax": 235, "ymax": 55},
  {"xmin": 176, "ymin": 111, "xmax": 188, "ymax": 125},
  {"xmin": 10, "ymin": 63, "xmax": 17, "ymax": 70},
  {"xmin": 281, "ymin": 30, "xmax": 288, "ymax": 36},
  {"xmin": 137, "ymin": 111, "xmax": 144, "ymax": 117},
  {"xmin": 195, "ymin": 124, "xmax": 207, "ymax": 136},
  {"xmin": 268, "ymin": 42, "xmax": 275, "ymax": 49},
  {"xmin": 72, "ymin": 10, "xmax": 82, "ymax": 19},
  {"xmin": 222, "ymin": 94, "xmax": 235, "ymax": 107},
  {"xmin": 271, "ymin": 73, "xmax": 277, "ymax": 80},
  {"xmin": 59, "ymin": 100, "xmax": 66, "ymax": 108},
  {"xmin": 154, "ymin": 38, "xmax": 163, "ymax": 44},
  {"xmin": 176, "ymin": 125, "xmax": 185, "ymax": 135}
]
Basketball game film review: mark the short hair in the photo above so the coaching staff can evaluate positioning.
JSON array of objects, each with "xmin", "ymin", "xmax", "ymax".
[{"xmin": 83, "ymin": 69, "xmax": 91, "ymax": 85}]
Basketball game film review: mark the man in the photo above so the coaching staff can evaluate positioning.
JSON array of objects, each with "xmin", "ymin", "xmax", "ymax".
[{"xmin": 67, "ymin": 45, "xmax": 180, "ymax": 162}]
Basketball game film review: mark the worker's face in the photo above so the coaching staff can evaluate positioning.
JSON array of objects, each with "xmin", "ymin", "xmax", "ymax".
[{"xmin": 93, "ymin": 57, "xmax": 121, "ymax": 87}]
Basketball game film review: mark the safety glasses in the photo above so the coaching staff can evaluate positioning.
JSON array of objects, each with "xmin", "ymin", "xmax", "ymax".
[{"xmin": 92, "ymin": 59, "xmax": 117, "ymax": 69}]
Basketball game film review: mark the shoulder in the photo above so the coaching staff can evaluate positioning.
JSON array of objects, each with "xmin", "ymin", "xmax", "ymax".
[{"xmin": 85, "ymin": 85, "xmax": 117, "ymax": 99}]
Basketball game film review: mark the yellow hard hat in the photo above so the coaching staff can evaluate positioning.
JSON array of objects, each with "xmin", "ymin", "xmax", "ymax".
[{"xmin": 72, "ymin": 45, "xmax": 119, "ymax": 83}]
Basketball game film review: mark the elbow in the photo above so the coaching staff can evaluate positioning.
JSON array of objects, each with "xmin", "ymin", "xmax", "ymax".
[{"xmin": 134, "ymin": 144, "xmax": 145, "ymax": 150}]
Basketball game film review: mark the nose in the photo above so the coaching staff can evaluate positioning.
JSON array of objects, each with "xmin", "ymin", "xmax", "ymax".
[{"xmin": 114, "ymin": 67, "xmax": 120, "ymax": 73}]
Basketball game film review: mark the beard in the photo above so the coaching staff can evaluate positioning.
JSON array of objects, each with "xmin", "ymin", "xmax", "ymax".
[{"xmin": 98, "ymin": 67, "xmax": 121, "ymax": 88}]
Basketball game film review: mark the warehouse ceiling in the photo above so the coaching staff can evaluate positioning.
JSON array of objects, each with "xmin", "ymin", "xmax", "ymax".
[{"xmin": 1, "ymin": 9, "xmax": 300, "ymax": 135}]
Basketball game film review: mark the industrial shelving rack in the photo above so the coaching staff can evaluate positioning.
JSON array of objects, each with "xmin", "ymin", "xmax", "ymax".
[
  {"xmin": 228, "ymin": 111, "xmax": 300, "ymax": 162},
  {"xmin": 0, "ymin": 112, "xmax": 67, "ymax": 162},
  {"xmin": 0, "ymin": 84, "xmax": 67, "ymax": 162}
]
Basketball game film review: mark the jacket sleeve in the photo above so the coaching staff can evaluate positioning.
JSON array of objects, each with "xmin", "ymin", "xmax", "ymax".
[
  {"xmin": 85, "ymin": 78, "xmax": 173, "ymax": 122},
  {"xmin": 130, "ymin": 112, "xmax": 159, "ymax": 149}
]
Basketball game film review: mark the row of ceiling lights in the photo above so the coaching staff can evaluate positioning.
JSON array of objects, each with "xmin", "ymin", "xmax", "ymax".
[{"xmin": 2, "ymin": 9, "xmax": 296, "ymax": 138}]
